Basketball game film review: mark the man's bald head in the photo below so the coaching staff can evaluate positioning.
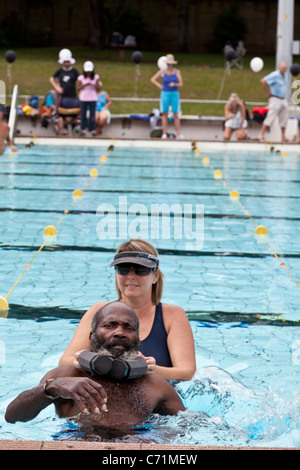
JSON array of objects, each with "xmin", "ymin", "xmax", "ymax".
[
  {"xmin": 91, "ymin": 301, "xmax": 139, "ymax": 333},
  {"xmin": 278, "ymin": 62, "xmax": 288, "ymax": 74}
]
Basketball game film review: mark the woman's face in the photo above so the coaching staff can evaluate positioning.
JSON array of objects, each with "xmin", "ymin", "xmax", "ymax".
[{"xmin": 115, "ymin": 265, "xmax": 159, "ymax": 301}]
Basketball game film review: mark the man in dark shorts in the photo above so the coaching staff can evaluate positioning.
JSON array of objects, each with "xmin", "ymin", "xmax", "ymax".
[
  {"xmin": 5, "ymin": 301, "xmax": 185, "ymax": 436},
  {"xmin": 49, "ymin": 49, "xmax": 80, "ymax": 134}
]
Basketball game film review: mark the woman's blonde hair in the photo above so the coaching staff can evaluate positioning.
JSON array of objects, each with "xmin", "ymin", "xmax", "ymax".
[{"xmin": 113, "ymin": 239, "xmax": 164, "ymax": 305}]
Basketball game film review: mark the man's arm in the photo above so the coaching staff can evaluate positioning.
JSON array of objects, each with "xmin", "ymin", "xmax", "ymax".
[
  {"xmin": 5, "ymin": 382, "xmax": 56, "ymax": 423},
  {"xmin": 5, "ymin": 366, "xmax": 107, "ymax": 423},
  {"xmin": 260, "ymin": 78, "xmax": 271, "ymax": 97},
  {"xmin": 151, "ymin": 376, "xmax": 186, "ymax": 416},
  {"xmin": 50, "ymin": 76, "xmax": 63, "ymax": 95}
]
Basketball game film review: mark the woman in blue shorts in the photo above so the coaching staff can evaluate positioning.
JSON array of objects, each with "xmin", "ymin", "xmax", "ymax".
[{"xmin": 151, "ymin": 54, "xmax": 184, "ymax": 139}]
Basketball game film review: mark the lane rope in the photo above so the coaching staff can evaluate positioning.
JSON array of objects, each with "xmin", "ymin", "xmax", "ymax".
[
  {"xmin": 0, "ymin": 140, "xmax": 115, "ymax": 312},
  {"xmin": 191, "ymin": 140, "xmax": 300, "ymax": 289}
]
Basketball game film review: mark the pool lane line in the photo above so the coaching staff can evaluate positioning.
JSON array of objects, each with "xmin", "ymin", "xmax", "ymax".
[
  {"xmin": 1, "ymin": 232, "xmax": 52, "ymax": 308},
  {"xmin": 192, "ymin": 141, "xmax": 300, "ymax": 289},
  {"xmin": 0, "ymin": 143, "xmax": 115, "ymax": 315},
  {"xmin": 257, "ymin": 232, "xmax": 300, "ymax": 288}
]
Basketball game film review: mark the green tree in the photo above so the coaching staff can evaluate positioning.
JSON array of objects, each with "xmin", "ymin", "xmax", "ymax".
[{"xmin": 210, "ymin": 3, "xmax": 247, "ymax": 52}]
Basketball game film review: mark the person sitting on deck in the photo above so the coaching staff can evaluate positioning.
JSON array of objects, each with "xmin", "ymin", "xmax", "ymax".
[
  {"xmin": 224, "ymin": 93, "xmax": 248, "ymax": 141},
  {"xmin": 95, "ymin": 83, "xmax": 112, "ymax": 136},
  {"xmin": 5, "ymin": 301, "xmax": 185, "ymax": 437}
]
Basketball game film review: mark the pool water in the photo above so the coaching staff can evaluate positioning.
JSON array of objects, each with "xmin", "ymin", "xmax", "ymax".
[{"xmin": 0, "ymin": 142, "xmax": 300, "ymax": 448}]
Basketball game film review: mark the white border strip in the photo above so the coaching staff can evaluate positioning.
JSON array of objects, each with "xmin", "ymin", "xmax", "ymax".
[{"xmin": 15, "ymin": 136, "xmax": 300, "ymax": 152}]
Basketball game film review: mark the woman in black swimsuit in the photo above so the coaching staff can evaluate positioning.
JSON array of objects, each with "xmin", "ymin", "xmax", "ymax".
[{"xmin": 59, "ymin": 239, "xmax": 196, "ymax": 381}]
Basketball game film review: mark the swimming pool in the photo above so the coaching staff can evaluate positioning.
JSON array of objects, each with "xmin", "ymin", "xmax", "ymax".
[{"xmin": 0, "ymin": 141, "xmax": 300, "ymax": 447}]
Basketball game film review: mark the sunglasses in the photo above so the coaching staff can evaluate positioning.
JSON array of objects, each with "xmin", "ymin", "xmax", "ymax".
[{"xmin": 114, "ymin": 264, "xmax": 156, "ymax": 276}]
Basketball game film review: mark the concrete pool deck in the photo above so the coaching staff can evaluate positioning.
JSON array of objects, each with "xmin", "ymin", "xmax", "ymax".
[{"xmin": 0, "ymin": 439, "xmax": 295, "ymax": 450}]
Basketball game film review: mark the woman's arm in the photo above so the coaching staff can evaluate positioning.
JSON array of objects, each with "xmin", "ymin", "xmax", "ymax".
[
  {"xmin": 95, "ymin": 76, "xmax": 101, "ymax": 93},
  {"xmin": 104, "ymin": 92, "xmax": 112, "ymax": 109},
  {"xmin": 175, "ymin": 69, "xmax": 183, "ymax": 87},
  {"xmin": 59, "ymin": 302, "xmax": 106, "ymax": 366},
  {"xmin": 59, "ymin": 301, "xmax": 196, "ymax": 381},
  {"xmin": 224, "ymin": 103, "xmax": 237, "ymax": 120},
  {"xmin": 239, "ymin": 100, "xmax": 246, "ymax": 127},
  {"xmin": 150, "ymin": 70, "xmax": 163, "ymax": 90},
  {"xmin": 156, "ymin": 303, "xmax": 196, "ymax": 381},
  {"xmin": 224, "ymin": 103, "xmax": 231, "ymax": 120},
  {"xmin": 76, "ymin": 76, "xmax": 84, "ymax": 93}
]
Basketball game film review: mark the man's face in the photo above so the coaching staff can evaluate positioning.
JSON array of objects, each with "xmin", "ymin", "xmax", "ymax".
[
  {"xmin": 90, "ymin": 306, "xmax": 140, "ymax": 359},
  {"xmin": 63, "ymin": 60, "xmax": 71, "ymax": 69}
]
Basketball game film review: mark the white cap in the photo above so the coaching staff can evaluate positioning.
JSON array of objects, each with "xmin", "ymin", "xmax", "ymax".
[
  {"xmin": 58, "ymin": 48, "xmax": 75, "ymax": 64},
  {"xmin": 83, "ymin": 61, "xmax": 94, "ymax": 72}
]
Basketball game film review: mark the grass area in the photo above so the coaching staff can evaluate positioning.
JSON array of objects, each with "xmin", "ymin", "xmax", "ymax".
[{"xmin": 0, "ymin": 46, "xmax": 278, "ymax": 116}]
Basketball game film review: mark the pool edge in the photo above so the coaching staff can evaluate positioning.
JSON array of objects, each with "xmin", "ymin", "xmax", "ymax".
[
  {"xmin": 14, "ymin": 136, "xmax": 300, "ymax": 152},
  {"xmin": 0, "ymin": 439, "xmax": 296, "ymax": 450}
]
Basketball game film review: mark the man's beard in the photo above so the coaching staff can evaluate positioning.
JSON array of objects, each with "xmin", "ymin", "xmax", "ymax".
[{"xmin": 90, "ymin": 334, "xmax": 140, "ymax": 360}]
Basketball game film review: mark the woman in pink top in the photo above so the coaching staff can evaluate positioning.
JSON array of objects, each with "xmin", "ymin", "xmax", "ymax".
[{"xmin": 77, "ymin": 61, "xmax": 101, "ymax": 136}]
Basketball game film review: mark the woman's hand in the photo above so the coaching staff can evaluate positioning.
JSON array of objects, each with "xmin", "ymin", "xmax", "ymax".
[
  {"xmin": 138, "ymin": 352, "xmax": 156, "ymax": 374},
  {"xmin": 73, "ymin": 349, "xmax": 88, "ymax": 368}
]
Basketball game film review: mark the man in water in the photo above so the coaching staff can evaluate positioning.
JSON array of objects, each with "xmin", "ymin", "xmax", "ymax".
[
  {"xmin": 5, "ymin": 301, "xmax": 185, "ymax": 434},
  {"xmin": 0, "ymin": 105, "xmax": 17, "ymax": 155}
]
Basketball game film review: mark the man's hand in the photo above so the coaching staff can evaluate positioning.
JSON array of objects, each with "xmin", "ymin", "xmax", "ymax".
[{"xmin": 45, "ymin": 377, "xmax": 107, "ymax": 414}]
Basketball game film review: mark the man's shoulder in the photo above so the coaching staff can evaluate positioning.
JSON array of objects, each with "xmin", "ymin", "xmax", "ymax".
[
  {"xmin": 53, "ymin": 68, "xmax": 63, "ymax": 78},
  {"xmin": 142, "ymin": 373, "xmax": 173, "ymax": 390},
  {"xmin": 71, "ymin": 68, "xmax": 79, "ymax": 78},
  {"xmin": 264, "ymin": 70, "xmax": 280, "ymax": 82}
]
